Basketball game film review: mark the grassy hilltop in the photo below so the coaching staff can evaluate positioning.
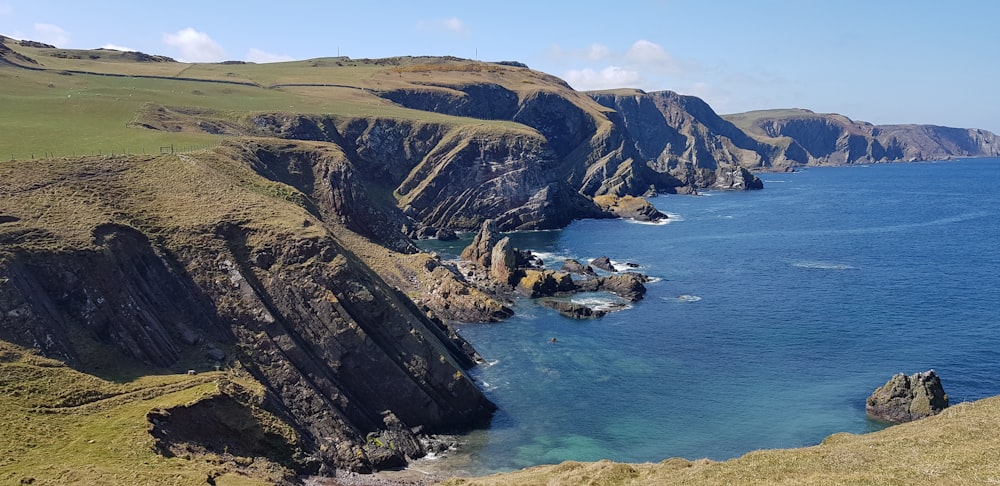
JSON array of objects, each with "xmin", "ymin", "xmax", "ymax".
[{"xmin": 0, "ymin": 38, "xmax": 557, "ymax": 160}]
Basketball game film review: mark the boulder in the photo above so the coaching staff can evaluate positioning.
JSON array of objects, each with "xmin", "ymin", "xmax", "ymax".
[
  {"xmin": 591, "ymin": 256, "xmax": 615, "ymax": 272},
  {"xmin": 600, "ymin": 272, "xmax": 648, "ymax": 302},
  {"xmin": 560, "ymin": 259, "xmax": 597, "ymax": 277},
  {"xmin": 866, "ymin": 370, "xmax": 949, "ymax": 423}
]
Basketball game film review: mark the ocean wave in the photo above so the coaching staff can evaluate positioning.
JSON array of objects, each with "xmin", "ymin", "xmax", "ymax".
[
  {"xmin": 663, "ymin": 212, "xmax": 685, "ymax": 221},
  {"xmin": 792, "ymin": 261, "xmax": 856, "ymax": 270},
  {"xmin": 644, "ymin": 276, "xmax": 663, "ymax": 284}
]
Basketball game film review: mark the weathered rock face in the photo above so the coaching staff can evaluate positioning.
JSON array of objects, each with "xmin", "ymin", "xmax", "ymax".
[
  {"xmin": 866, "ymin": 370, "xmax": 949, "ymax": 423},
  {"xmin": 460, "ymin": 220, "xmax": 501, "ymax": 268},
  {"xmin": 588, "ymin": 89, "xmax": 768, "ymax": 191},
  {"xmin": 0, "ymin": 222, "xmax": 496, "ymax": 472}
]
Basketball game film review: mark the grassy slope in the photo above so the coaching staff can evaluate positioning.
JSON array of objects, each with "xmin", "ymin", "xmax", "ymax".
[{"xmin": 0, "ymin": 342, "xmax": 285, "ymax": 485}]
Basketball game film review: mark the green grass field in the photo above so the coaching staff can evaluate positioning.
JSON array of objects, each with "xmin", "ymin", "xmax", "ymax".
[{"xmin": 1, "ymin": 39, "xmax": 548, "ymax": 161}]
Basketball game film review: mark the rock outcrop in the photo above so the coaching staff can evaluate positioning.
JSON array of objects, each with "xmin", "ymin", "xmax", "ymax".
[
  {"xmin": 866, "ymin": 370, "xmax": 949, "ymax": 423},
  {"xmin": 593, "ymin": 194, "xmax": 668, "ymax": 222}
]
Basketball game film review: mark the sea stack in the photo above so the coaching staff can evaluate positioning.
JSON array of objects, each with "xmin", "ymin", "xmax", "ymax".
[{"xmin": 866, "ymin": 370, "xmax": 949, "ymax": 423}]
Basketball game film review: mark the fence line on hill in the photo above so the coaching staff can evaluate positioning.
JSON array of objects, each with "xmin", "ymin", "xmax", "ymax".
[{"xmin": 6, "ymin": 141, "xmax": 224, "ymax": 162}]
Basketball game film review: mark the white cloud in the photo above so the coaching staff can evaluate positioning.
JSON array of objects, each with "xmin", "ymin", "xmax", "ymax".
[
  {"xmin": 33, "ymin": 23, "xmax": 69, "ymax": 47},
  {"xmin": 587, "ymin": 43, "xmax": 611, "ymax": 61},
  {"xmin": 245, "ymin": 48, "xmax": 294, "ymax": 64},
  {"xmin": 162, "ymin": 27, "xmax": 225, "ymax": 62},
  {"xmin": 101, "ymin": 43, "xmax": 135, "ymax": 52},
  {"xmin": 553, "ymin": 39, "xmax": 700, "ymax": 91},
  {"xmin": 417, "ymin": 17, "xmax": 470, "ymax": 36},
  {"xmin": 564, "ymin": 66, "xmax": 642, "ymax": 91}
]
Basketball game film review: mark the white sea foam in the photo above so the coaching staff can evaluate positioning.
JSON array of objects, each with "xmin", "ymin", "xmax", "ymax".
[
  {"xmin": 644, "ymin": 276, "xmax": 663, "ymax": 284},
  {"xmin": 607, "ymin": 259, "xmax": 645, "ymax": 272},
  {"xmin": 663, "ymin": 212, "xmax": 685, "ymax": 221},
  {"xmin": 792, "ymin": 261, "xmax": 856, "ymax": 270},
  {"xmin": 676, "ymin": 294, "xmax": 702, "ymax": 302},
  {"xmin": 570, "ymin": 294, "xmax": 630, "ymax": 311},
  {"xmin": 531, "ymin": 251, "xmax": 574, "ymax": 266},
  {"xmin": 625, "ymin": 218, "xmax": 670, "ymax": 226}
]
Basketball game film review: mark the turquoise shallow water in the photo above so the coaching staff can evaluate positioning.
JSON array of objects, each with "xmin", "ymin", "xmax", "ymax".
[{"xmin": 421, "ymin": 159, "xmax": 1000, "ymax": 474}]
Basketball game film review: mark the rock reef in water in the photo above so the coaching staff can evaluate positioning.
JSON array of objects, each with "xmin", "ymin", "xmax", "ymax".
[
  {"xmin": 458, "ymin": 223, "xmax": 648, "ymax": 316},
  {"xmin": 866, "ymin": 370, "xmax": 949, "ymax": 423}
]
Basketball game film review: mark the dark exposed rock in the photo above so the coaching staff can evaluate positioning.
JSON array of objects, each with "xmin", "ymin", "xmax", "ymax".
[
  {"xmin": 0, "ymin": 222, "xmax": 496, "ymax": 473},
  {"xmin": 866, "ymin": 370, "xmax": 949, "ymax": 423},
  {"xmin": 598, "ymin": 273, "xmax": 648, "ymax": 302},
  {"xmin": 19, "ymin": 40, "xmax": 55, "ymax": 49},
  {"xmin": 538, "ymin": 298, "xmax": 608, "ymax": 319},
  {"xmin": 591, "ymin": 256, "xmax": 615, "ymax": 272},
  {"xmin": 560, "ymin": 259, "xmax": 596, "ymax": 277},
  {"xmin": 147, "ymin": 385, "xmax": 301, "ymax": 480}
]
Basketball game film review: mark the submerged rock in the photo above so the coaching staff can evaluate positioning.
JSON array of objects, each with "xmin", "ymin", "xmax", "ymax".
[{"xmin": 866, "ymin": 370, "xmax": 949, "ymax": 423}]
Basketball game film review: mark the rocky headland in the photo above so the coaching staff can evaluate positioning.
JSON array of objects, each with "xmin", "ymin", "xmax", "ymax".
[{"xmin": 724, "ymin": 108, "xmax": 1000, "ymax": 169}]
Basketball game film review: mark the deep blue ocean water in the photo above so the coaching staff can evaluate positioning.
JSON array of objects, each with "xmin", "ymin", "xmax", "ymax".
[{"xmin": 419, "ymin": 159, "xmax": 1000, "ymax": 475}]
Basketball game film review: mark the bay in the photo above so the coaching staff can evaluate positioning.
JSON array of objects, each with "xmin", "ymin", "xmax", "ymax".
[{"xmin": 420, "ymin": 158, "xmax": 1000, "ymax": 475}]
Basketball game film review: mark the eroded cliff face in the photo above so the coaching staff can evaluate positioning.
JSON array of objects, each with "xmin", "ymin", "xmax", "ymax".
[
  {"xmin": 0, "ymin": 151, "xmax": 495, "ymax": 473},
  {"xmin": 726, "ymin": 109, "xmax": 1000, "ymax": 166}
]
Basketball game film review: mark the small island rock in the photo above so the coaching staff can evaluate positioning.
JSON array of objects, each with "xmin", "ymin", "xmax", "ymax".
[{"xmin": 866, "ymin": 370, "xmax": 949, "ymax": 423}]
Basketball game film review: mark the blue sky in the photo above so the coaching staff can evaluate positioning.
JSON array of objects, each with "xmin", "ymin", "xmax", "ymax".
[{"xmin": 2, "ymin": 1, "xmax": 997, "ymax": 133}]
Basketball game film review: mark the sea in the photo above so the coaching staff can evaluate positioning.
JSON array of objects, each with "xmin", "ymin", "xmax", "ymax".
[{"xmin": 416, "ymin": 158, "xmax": 1000, "ymax": 476}]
